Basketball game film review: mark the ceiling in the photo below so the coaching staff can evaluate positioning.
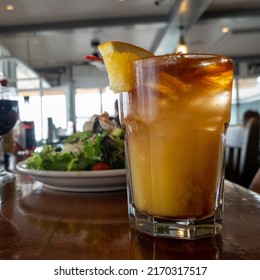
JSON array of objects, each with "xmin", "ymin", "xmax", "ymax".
[{"xmin": 0, "ymin": 0, "xmax": 260, "ymax": 84}]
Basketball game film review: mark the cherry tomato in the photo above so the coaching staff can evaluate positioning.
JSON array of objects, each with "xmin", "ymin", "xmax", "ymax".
[{"xmin": 91, "ymin": 162, "xmax": 111, "ymax": 171}]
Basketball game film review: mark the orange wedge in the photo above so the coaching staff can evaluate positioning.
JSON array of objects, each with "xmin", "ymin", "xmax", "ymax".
[{"xmin": 98, "ymin": 41, "xmax": 154, "ymax": 93}]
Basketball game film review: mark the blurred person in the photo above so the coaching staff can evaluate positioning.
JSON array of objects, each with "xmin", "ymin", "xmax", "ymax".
[
  {"xmin": 243, "ymin": 110, "xmax": 260, "ymax": 126},
  {"xmin": 109, "ymin": 99, "xmax": 121, "ymax": 127}
]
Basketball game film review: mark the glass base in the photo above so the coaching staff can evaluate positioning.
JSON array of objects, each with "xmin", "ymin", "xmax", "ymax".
[
  {"xmin": 128, "ymin": 204, "xmax": 222, "ymax": 240},
  {"xmin": 0, "ymin": 165, "xmax": 16, "ymax": 184}
]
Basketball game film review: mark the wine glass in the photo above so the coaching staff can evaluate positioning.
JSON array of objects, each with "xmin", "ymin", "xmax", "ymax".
[{"xmin": 0, "ymin": 86, "xmax": 19, "ymax": 183}]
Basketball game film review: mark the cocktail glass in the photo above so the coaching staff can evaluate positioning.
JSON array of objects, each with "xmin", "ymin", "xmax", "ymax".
[{"xmin": 120, "ymin": 53, "xmax": 234, "ymax": 239}]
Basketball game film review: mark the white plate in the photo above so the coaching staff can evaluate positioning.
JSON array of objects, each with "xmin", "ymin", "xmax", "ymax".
[{"xmin": 16, "ymin": 160, "xmax": 126, "ymax": 192}]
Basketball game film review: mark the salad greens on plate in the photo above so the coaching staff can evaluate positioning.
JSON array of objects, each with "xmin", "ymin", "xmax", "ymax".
[{"xmin": 26, "ymin": 114, "xmax": 125, "ymax": 171}]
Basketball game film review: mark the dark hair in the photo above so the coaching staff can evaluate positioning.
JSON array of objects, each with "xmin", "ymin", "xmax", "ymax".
[{"xmin": 243, "ymin": 110, "xmax": 260, "ymax": 125}]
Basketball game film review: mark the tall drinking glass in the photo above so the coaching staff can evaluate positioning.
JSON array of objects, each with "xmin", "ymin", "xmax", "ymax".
[
  {"xmin": 120, "ymin": 53, "xmax": 234, "ymax": 240},
  {"xmin": 0, "ymin": 86, "xmax": 19, "ymax": 182}
]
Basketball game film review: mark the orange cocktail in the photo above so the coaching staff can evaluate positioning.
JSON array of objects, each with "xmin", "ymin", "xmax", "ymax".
[{"xmin": 120, "ymin": 53, "xmax": 233, "ymax": 239}]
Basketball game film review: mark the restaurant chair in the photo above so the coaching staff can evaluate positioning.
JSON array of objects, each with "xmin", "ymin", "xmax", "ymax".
[
  {"xmin": 249, "ymin": 168, "xmax": 260, "ymax": 194},
  {"xmin": 225, "ymin": 117, "xmax": 260, "ymax": 188}
]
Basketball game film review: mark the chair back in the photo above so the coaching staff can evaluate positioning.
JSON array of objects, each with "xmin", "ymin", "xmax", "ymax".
[
  {"xmin": 249, "ymin": 168, "xmax": 260, "ymax": 194},
  {"xmin": 225, "ymin": 117, "xmax": 259, "ymax": 188}
]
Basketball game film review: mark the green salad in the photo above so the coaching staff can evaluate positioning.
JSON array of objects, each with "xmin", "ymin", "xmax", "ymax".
[{"xmin": 26, "ymin": 127, "xmax": 125, "ymax": 171}]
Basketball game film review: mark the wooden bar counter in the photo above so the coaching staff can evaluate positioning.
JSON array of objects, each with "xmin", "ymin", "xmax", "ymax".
[{"xmin": 0, "ymin": 171, "xmax": 260, "ymax": 260}]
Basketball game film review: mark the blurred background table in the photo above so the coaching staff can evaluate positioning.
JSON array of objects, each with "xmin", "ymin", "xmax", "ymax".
[{"xmin": 0, "ymin": 173, "xmax": 260, "ymax": 260}]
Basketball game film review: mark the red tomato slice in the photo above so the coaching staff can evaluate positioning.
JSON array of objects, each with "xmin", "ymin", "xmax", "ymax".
[{"xmin": 91, "ymin": 162, "xmax": 111, "ymax": 171}]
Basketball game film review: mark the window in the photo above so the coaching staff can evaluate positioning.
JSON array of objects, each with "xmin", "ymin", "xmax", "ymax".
[
  {"xmin": 231, "ymin": 76, "xmax": 260, "ymax": 125},
  {"xmin": 75, "ymin": 87, "xmax": 118, "ymax": 131},
  {"xmin": 102, "ymin": 87, "xmax": 119, "ymax": 116},
  {"xmin": 18, "ymin": 92, "xmax": 41, "ymax": 141},
  {"xmin": 18, "ymin": 90, "xmax": 66, "ymax": 141},
  {"xmin": 42, "ymin": 91, "xmax": 66, "ymax": 139},
  {"xmin": 75, "ymin": 88, "xmax": 101, "ymax": 131}
]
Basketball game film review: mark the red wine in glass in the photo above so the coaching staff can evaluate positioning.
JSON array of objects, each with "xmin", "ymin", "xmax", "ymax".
[
  {"xmin": 0, "ymin": 100, "xmax": 19, "ymax": 136},
  {"xmin": 0, "ymin": 87, "xmax": 19, "ymax": 182}
]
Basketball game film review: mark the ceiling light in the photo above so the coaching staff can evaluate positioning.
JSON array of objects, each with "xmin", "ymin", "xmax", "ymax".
[
  {"xmin": 175, "ymin": 35, "xmax": 188, "ymax": 54},
  {"xmin": 6, "ymin": 5, "xmax": 14, "ymax": 11},
  {"xmin": 222, "ymin": 27, "xmax": 230, "ymax": 33}
]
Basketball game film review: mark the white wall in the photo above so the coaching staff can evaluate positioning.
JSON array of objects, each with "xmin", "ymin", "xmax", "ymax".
[{"xmin": 72, "ymin": 64, "xmax": 109, "ymax": 88}]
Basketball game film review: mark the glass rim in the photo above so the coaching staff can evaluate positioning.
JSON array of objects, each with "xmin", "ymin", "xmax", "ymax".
[
  {"xmin": 135, "ymin": 52, "xmax": 233, "ymax": 64},
  {"xmin": 0, "ymin": 86, "xmax": 17, "ymax": 94},
  {"xmin": 0, "ymin": 86, "xmax": 18, "ymax": 99},
  {"xmin": 0, "ymin": 85, "xmax": 17, "ymax": 91}
]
